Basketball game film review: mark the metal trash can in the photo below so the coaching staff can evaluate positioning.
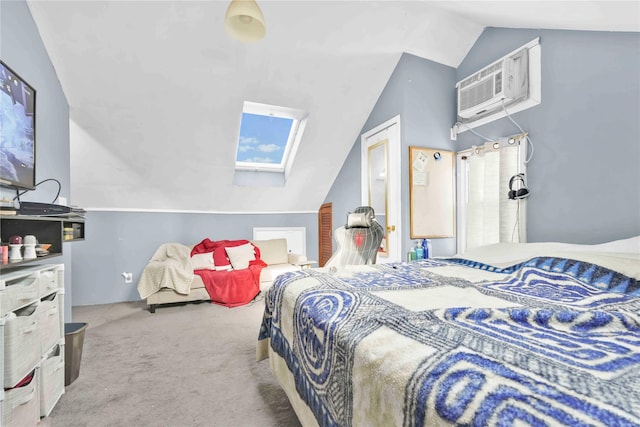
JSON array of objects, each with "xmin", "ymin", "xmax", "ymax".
[{"xmin": 64, "ymin": 322, "xmax": 88, "ymax": 386}]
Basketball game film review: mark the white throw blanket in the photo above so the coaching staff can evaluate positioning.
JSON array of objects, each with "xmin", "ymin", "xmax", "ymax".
[{"xmin": 137, "ymin": 243, "xmax": 194, "ymax": 299}]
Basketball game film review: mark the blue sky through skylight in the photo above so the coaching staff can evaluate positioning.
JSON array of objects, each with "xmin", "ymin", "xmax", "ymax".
[{"xmin": 236, "ymin": 113, "xmax": 293, "ymax": 165}]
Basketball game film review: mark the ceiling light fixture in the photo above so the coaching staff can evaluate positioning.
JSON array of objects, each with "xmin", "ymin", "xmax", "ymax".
[{"xmin": 224, "ymin": 0, "xmax": 266, "ymax": 42}]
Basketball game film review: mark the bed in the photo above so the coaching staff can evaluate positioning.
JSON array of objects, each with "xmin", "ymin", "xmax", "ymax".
[{"xmin": 257, "ymin": 237, "xmax": 640, "ymax": 426}]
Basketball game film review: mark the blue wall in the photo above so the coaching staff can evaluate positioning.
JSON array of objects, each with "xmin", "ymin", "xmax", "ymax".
[
  {"xmin": 1, "ymin": 0, "xmax": 74, "ymax": 320},
  {"xmin": 72, "ymin": 211, "xmax": 319, "ymax": 305},
  {"xmin": 456, "ymin": 28, "xmax": 640, "ymax": 244},
  {"xmin": 325, "ymin": 53, "xmax": 457, "ymax": 258}
]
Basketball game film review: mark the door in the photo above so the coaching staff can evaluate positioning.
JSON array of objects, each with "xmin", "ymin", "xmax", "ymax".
[
  {"xmin": 361, "ymin": 115, "xmax": 401, "ymax": 263},
  {"xmin": 318, "ymin": 202, "xmax": 332, "ymax": 267}
]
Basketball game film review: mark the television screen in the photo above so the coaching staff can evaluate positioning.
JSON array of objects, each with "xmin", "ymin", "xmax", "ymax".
[{"xmin": 0, "ymin": 60, "xmax": 36, "ymax": 190}]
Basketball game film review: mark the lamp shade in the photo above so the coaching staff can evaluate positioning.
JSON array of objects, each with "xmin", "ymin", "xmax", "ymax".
[{"xmin": 225, "ymin": 0, "xmax": 266, "ymax": 42}]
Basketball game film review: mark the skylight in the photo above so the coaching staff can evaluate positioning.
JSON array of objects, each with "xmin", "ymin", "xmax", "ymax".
[{"xmin": 235, "ymin": 101, "xmax": 308, "ymax": 176}]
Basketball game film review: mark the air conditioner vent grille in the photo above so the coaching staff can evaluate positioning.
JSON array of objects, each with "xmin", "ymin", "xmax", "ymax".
[
  {"xmin": 459, "ymin": 78, "xmax": 495, "ymax": 112},
  {"xmin": 495, "ymin": 71, "xmax": 502, "ymax": 95},
  {"xmin": 460, "ymin": 62, "xmax": 503, "ymax": 89}
]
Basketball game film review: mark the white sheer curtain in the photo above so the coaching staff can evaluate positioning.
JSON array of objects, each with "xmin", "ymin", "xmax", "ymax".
[{"xmin": 461, "ymin": 140, "xmax": 526, "ymax": 251}]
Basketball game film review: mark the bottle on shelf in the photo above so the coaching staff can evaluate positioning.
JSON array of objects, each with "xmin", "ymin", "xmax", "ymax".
[
  {"xmin": 421, "ymin": 238, "xmax": 433, "ymax": 259},
  {"xmin": 415, "ymin": 241, "xmax": 424, "ymax": 259},
  {"xmin": 63, "ymin": 227, "xmax": 74, "ymax": 241}
]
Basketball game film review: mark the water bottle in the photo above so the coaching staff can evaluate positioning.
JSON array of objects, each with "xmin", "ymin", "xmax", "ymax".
[
  {"xmin": 422, "ymin": 239, "xmax": 429, "ymax": 259},
  {"xmin": 426, "ymin": 239, "xmax": 433, "ymax": 259},
  {"xmin": 415, "ymin": 241, "xmax": 424, "ymax": 259}
]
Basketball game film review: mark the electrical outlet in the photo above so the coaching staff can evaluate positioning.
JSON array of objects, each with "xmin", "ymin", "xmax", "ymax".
[{"xmin": 121, "ymin": 272, "xmax": 133, "ymax": 283}]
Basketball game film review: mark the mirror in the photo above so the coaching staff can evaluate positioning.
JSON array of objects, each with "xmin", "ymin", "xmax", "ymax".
[{"xmin": 368, "ymin": 140, "xmax": 388, "ymax": 256}]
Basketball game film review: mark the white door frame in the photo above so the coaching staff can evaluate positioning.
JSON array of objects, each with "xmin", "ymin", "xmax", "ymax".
[{"xmin": 360, "ymin": 115, "xmax": 402, "ymax": 263}]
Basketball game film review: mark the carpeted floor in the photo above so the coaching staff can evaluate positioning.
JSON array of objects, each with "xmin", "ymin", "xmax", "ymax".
[{"xmin": 41, "ymin": 295, "xmax": 301, "ymax": 427}]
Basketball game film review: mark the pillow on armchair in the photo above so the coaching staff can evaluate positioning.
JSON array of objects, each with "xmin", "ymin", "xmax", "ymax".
[
  {"xmin": 225, "ymin": 243, "xmax": 256, "ymax": 270},
  {"xmin": 251, "ymin": 239, "xmax": 288, "ymax": 265},
  {"xmin": 191, "ymin": 252, "xmax": 216, "ymax": 270}
]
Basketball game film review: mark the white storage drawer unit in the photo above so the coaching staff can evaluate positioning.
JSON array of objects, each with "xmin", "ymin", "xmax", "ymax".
[{"xmin": 1, "ymin": 264, "xmax": 65, "ymax": 426}]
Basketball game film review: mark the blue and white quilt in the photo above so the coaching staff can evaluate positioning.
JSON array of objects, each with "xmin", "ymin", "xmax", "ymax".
[{"xmin": 257, "ymin": 255, "xmax": 640, "ymax": 427}]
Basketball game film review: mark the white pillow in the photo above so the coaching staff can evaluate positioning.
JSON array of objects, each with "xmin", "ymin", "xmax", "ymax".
[
  {"xmin": 191, "ymin": 252, "xmax": 215, "ymax": 270},
  {"xmin": 225, "ymin": 243, "xmax": 256, "ymax": 270}
]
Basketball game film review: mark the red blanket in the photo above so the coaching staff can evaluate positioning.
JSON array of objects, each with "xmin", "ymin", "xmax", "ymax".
[{"xmin": 191, "ymin": 239, "xmax": 266, "ymax": 307}]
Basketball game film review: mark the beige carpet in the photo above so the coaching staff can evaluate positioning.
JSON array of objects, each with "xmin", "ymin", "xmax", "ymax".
[{"xmin": 41, "ymin": 296, "xmax": 301, "ymax": 427}]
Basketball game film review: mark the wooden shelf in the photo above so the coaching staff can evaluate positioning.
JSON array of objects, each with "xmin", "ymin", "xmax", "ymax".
[{"xmin": 0, "ymin": 215, "xmax": 85, "ymax": 271}]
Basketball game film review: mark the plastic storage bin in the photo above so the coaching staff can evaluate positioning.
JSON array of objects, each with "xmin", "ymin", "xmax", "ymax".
[
  {"xmin": 64, "ymin": 322, "xmax": 88, "ymax": 386},
  {"xmin": 40, "ymin": 342, "xmax": 65, "ymax": 417},
  {"xmin": 39, "ymin": 292, "xmax": 62, "ymax": 354},
  {"xmin": 38, "ymin": 268, "xmax": 61, "ymax": 298},
  {"xmin": 0, "ymin": 272, "xmax": 39, "ymax": 317},
  {"xmin": 4, "ymin": 303, "xmax": 41, "ymax": 388},
  {"xmin": 1, "ymin": 369, "xmax": 39, "ymax": 427}
]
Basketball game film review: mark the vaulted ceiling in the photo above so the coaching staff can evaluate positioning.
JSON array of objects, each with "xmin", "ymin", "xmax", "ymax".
[{"xmin": 26, "ymin": 1, "xmax": 639, "ymax": 212}]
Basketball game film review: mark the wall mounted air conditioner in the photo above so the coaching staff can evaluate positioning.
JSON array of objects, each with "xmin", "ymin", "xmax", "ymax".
[
  {"xmin": 452, "ymin": 38, "xmax": 541, "ymax": 134},
  {"xmin": 457, "ymin": 51, "xmax": 528, "ymax": 119}
]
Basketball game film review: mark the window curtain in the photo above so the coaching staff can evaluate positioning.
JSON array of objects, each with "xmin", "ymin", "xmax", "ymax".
[{"xmin": 465, "ymin": 141, "xmax": 526, "ymax": 250}]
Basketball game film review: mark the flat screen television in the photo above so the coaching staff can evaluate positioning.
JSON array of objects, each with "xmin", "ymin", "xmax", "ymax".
[{"xmin": 0, "ymin": 60, "xmax": 36, "ymax": 190}]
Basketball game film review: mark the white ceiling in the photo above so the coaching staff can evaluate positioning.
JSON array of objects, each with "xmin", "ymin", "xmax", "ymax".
[{"xmin": 26, "ymin": 1, "xmax": 639, "ymax": 212}]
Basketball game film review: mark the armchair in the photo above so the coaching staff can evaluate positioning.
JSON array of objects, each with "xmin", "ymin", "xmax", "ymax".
[{"xmin": 325, "ymin": 206, "xmax": 384, "ymax": 268}]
